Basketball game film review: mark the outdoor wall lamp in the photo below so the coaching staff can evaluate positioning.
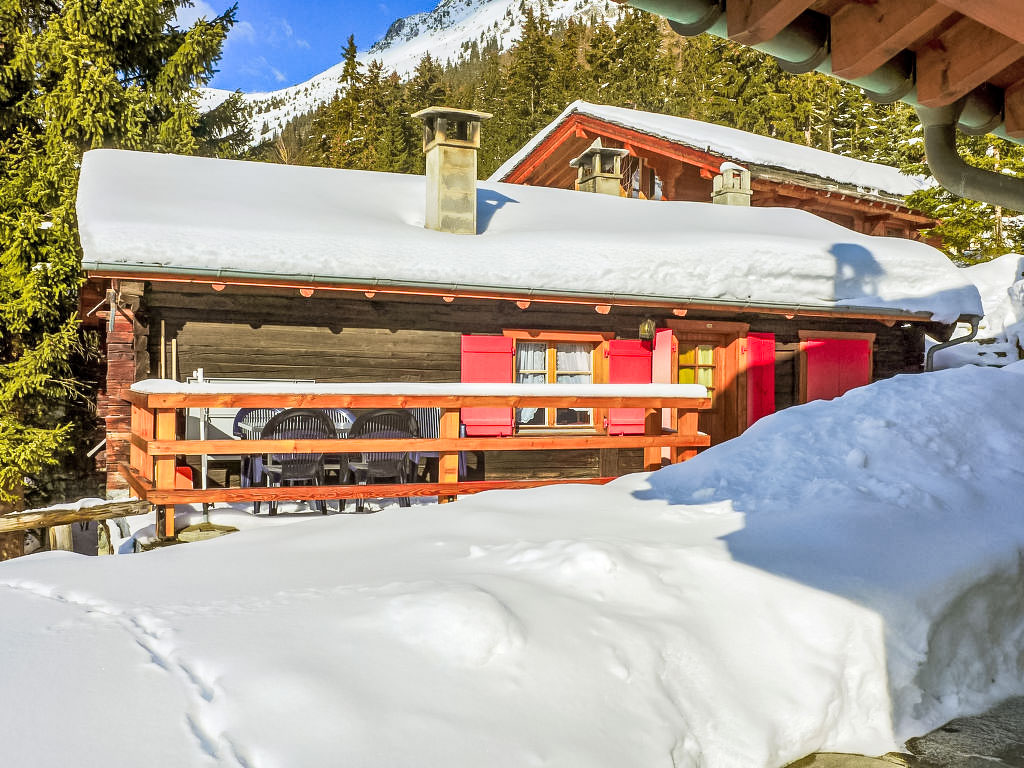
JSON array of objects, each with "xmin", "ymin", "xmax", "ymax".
[{"xmin": 639, "ymin": 317, "xmax": 656, "ymax": 341}]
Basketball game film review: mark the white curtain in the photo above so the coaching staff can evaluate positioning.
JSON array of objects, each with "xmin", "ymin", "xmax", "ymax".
[
  {"xmin": 517, "ymin": 343, "xmax": 546, "ymax": 424},
  {"xmin": 555, "ymin": 343, "xmax": 591, "ymax": 422}
]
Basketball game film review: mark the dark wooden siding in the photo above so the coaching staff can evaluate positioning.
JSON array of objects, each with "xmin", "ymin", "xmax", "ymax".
[
  {"xmin": 139, "ymin": 284, "xmax": 926, "ymax": 482},
  {"xmin": 145, "ymin": 285, "xmax": 660, "ymax": 383}
]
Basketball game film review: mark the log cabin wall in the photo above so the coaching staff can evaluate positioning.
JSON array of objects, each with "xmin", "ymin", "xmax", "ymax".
[
  {"xmin": 134, "ymin": 283, "xmax": 926, "ymax": 484},
  {"xmin": 98, "ymin": 280, "xmax": 149, "ymax": 496},
  {"xmin": 143, "ymin": 285, "xmax": 670, "ymax": 482}
]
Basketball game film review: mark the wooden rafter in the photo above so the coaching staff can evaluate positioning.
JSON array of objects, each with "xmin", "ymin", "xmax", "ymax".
[
  {"xmin": 935, "ymin": 0, "xmax": 1024, "ymax": 45},
  {"xmin": 1005, "ymin": 79, "xmax": 1024, "ymax": 139},
  {"xmin": 726, "ymin": 0, "xmax": 817, "ymax": 45},
  {"xmin": 500, "ymin": 117, "xmax": 582, "ymax": 184},
  {"xmin": 571, "ymin": 114, "xmax": 724, "ymax": 174},
  {"xmin": 831, "ymin": 0, "xmax": 953, "ymax": 80},
  {"xmin": 915, "ymin": 17, "xmax": 1024, "ymax": 107}
]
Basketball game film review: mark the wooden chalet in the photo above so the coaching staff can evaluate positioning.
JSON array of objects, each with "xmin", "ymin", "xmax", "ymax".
[
  {"xmin": 491, "ymin": 101, "xmax": 935, "ymax": 240},
  {"xmin": 75, "ymin": 108, "xmax": 981, "ymax": 531}
]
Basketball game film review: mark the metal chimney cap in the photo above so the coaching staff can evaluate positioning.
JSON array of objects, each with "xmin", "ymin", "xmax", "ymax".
[{"xmin": 412, "ymin": 106, "xmax": 492, "ymax": 122}]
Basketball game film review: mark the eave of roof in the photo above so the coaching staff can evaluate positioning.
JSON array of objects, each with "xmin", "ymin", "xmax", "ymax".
[{"xmin": 81, "ymin": 261, "xmax": 946, "ymax": 323}]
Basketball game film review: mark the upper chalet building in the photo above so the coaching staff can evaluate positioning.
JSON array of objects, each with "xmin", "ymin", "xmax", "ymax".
[{"xmin": 491, "ymin": 101, "xmax": 934, "ymax": 240}]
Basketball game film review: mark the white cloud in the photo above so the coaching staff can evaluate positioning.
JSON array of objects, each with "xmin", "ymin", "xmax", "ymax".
[
  {"xmin": 266, "ymin": 16, "xmax": 309, "ymax": 50},
  {"xmin": 173, "ymin": 0, "xmax": 219, "ymax": 27},
  {"xmin": 240, "ymin": 55, "xmax": 290, "ymax": 87},
  {"xmin": 231, "ymin": 20, "xmax": 257, "ymax": 44}
]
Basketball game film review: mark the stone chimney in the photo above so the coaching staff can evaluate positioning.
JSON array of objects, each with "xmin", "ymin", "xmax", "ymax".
[
  {"xmin": 412, "ymin": 106, "xmax": 491, "ymax": 235},
  {"xmin": 570, "ymin": 139, "xmax": 630, "ymax": 196},
  {"xmin": 712, "ymin": 162, "xmax": 752, "ymax": 206}
]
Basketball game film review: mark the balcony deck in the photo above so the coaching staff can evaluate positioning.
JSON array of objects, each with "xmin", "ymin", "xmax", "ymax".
[{"xmin": 123, "ymin": 381, "xmax": 712, "ymax": 538}]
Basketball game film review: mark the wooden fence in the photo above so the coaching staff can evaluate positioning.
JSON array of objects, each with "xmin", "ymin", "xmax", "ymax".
[{"xmin": 122, "ymin": 384, "xmax": 711, "ymax": 538}]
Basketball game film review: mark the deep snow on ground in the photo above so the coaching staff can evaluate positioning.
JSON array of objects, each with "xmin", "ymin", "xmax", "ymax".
[
  {"xmin": 4, "ymin": 365, "xmax": 1024, "ymax": 767},
  {"xmin": 933, "ymin": 253, "xmax": 1024, "ymax": 369}
]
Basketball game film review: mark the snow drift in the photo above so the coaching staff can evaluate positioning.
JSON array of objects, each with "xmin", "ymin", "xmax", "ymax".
[{"xmin": 3, "ymin": 364, "xmax": 1024, "ymax": 767}]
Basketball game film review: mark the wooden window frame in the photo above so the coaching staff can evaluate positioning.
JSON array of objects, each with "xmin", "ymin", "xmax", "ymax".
[
  {"xmin": 676, "ymin": 340, "xmax": 717, "ymax": 400},
  {"xmin": 503, "ymin": 330, "xmax": 614, "ymax": 433}
]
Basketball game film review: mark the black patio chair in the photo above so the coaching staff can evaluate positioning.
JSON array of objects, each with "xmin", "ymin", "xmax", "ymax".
[
  {"xmin": 346, "ymin": 409, "xmax": 419, "ymax": 512},
  {"xmin": 233, "ymin": 408, "xmax": 283, "ymax": 490},
  {"xmin": 409, "ymin": 407, "xmax": 441, "ymax": 481},
  {"xmin": 258, "ymin": 408, "xmax": 336, "ymax": 516}
]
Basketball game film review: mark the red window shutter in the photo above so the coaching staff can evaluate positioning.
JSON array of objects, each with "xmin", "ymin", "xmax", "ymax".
[
  {"xmin": 804, "ymin": 337, "xmax": 871, "ymax": 403},
  {"xmin": 746, "ymin": 332, "xmax": 776, "ymax": 427},
  {"xmin": 606, "ymin": 339, "xmax": 652, "ymax": 435},
  {"xmin": 461, "ymin": 335, "xmax": 514, "ymax": 436},
  {"xmin": 651, "ymin": 329, "xmax": 677, "ymax": 384}
]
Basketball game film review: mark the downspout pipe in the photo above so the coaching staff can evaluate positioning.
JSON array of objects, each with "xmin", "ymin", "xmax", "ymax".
[
  {"xmin": 916, "ymin": 102, "xmax": 1024, "ymax": 212},
  {"xmin": 925, "ymin": 315, "xmax": 981, "ymax": 372}
]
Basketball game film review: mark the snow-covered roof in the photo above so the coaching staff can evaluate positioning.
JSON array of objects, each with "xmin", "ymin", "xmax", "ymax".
[
  {"xmin": 491, "ymin": 101, "xmax": 929, "ymax": 199},
  {"xmin": 76, "ymin": 149, "xmax": 980, "ymax": 323}
]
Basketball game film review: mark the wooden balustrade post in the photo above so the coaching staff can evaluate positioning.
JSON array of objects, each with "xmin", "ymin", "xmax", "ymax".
[
  {"xmin": 131, "ymin": 401, "xmax": 154, "ymax": 482},
  {"xmin": 153, "ymin": 408, "xmax": 178, "ymax": 538},
  {"xmin": 643, "ymin": 408, "xmax": 662, "ymax": 472},
  {"xmin": 671, "ymin": 408, "xmax": 701, "ymax": 463},
  {"xmin": 438, "ymin": 407, "xmax": 460, "ymax": 503}
]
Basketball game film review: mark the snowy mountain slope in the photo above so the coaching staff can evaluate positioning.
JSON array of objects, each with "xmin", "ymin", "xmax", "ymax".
[{"xmin": 204, "ymin": 0, "xmax": 619, "ymax": 144}]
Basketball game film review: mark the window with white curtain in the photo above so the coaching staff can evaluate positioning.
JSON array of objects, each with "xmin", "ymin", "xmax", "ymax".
[{"xmin": 516, "ymin": 341, "xmax": 594, "ymax": 428}]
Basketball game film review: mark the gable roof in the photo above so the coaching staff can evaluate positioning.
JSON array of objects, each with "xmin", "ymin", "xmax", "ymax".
[
  {"xmin": 490, "ymin": 101, "xmax": 929, "ymax": 200},
  {"xmin": 76, "ymin": 149, "xmax": 979, "ymax": 323}
]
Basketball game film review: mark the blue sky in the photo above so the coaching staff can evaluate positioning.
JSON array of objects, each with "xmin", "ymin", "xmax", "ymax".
[{"xmin": 180, "ymin": 0, "xmax": 433, "ymax": 92}]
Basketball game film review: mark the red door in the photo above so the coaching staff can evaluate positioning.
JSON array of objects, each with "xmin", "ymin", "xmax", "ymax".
[{"xmin": 803, "ymin": 337, "xmax": 871, "ymax": 402}]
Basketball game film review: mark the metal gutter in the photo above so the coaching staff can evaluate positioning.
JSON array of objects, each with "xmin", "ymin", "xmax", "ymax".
[
  {"xmin": 82, "ymin": 260, "xmax": 947, "ymax": 323},
  {"xmin": 629, "ymin": 0, "xmax": 1024, "ymax": 208}
]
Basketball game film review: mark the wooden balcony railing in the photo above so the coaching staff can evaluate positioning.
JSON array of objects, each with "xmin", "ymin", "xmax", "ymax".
[{"xmin": 122, "ymin": 381, "xmax": 711, "ymax": 537}]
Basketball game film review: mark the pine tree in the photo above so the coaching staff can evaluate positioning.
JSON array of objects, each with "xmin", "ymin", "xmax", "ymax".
[
  {"xmin": 601, "ymin": 10, "xmax": 672, "ymax": 112},
  {"xmin": 408, "ymin": 53, "xmax": 448, "ymax": 111},
  {"xmin": 904, "ymin": 134, "xmax": 1024, "ymax": 263},
  {"xmin": 505, "ymin": 8, "xmax": 554, "ymax": 123},
  {"xmin": 0, "ymin": 0, "xmax": 238, "ymax": 504}
]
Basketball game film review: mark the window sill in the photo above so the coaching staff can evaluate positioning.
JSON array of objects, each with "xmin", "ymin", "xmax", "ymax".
[{"xmin": 515, "ymin": 427, "xmax": 603, "ymax": 437}]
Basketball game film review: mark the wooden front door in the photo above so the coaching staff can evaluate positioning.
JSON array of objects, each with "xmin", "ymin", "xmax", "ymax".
[{"xmin": 667, "ymin": 320, "xmax": 748, "ymax": 446}]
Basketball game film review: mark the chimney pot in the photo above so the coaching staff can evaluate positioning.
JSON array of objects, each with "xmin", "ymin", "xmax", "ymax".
[
  {"xmin": 712, "ymin": 162, "xmax": 752, "ymax": 206},
  {"xmin": 413, "ymin": 106, "xmax": 492, "ymax": 235},
  {"xmin": 570, "ymin": 139, "xmax": 631, "ymax": 196}
]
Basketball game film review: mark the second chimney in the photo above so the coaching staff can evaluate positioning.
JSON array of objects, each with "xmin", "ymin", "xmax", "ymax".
[
  {"xmin": 712, "ymin": 162, "xmax": 752, "ymax": 206},
  {"xmin": 570, "ymin": 139, "xmax": 630, "ymax": 196},
  {"xmin": 412, "ymin": 106, "xmax": 491, "ymax": 235}
]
